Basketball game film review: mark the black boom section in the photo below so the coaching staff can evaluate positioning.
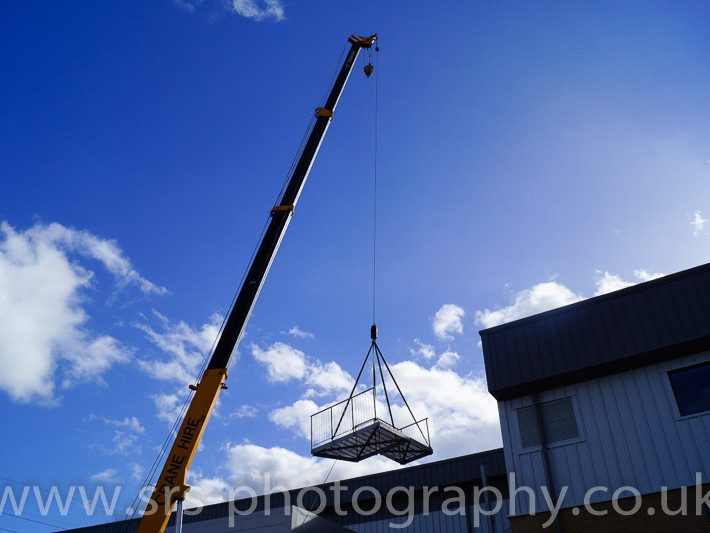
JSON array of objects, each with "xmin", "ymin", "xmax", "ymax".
[{"xmin": 207, "ymin": 35, "xmax": 376, "ymax": 371}]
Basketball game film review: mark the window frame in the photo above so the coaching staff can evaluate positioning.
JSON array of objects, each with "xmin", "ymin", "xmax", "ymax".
[{"xmin": 666, "ymin": 360, "xmax": 710, "ymax": 419}]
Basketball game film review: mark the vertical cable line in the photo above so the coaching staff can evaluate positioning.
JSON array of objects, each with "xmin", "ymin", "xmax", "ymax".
[
  {"xmin": 371, "ymin": 47, "xmax": 379, "ymax": 324},
  {"xmin": 301, "ymin": 43, "xmax": 380, "ymax": 529}
]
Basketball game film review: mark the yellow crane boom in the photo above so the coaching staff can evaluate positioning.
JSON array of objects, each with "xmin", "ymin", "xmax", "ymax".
[{"xmin": 137, "ymin": 33, "xmax": 378, "ymax": 533}]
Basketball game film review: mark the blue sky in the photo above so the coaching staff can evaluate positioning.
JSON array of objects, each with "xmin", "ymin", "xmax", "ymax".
[{"xmin": 2, "ymin": 0, "xmax": 710, "ymax": 530}]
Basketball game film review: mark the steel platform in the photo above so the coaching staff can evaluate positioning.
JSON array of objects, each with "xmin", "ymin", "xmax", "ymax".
[{"xmin": 311, "ymin": 418, "xmax": 433, "ymax": 465}]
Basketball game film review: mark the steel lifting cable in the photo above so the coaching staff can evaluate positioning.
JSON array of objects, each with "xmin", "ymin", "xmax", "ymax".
[
  {"xmin": 300, "ymin": 42, "xmax": 381, "ymax": 528},
  {"xmin": 371, "ymin": 44, "xmax": 379, "ymax": 324}
]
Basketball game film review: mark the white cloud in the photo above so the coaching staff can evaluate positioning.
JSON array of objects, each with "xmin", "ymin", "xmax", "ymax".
[
  {"xmin": 90, "ymin": 469, "xmax": 119, "ymax": 483},
  {"xmin": 172, "ymin": 0, "xmax": 200, "ymax": 12},
  {"xmin": 269, "ymin": 399, "xmax": 319, "ymax": 439},
  {"xmin": 476, "ymin": 282, "xmax": 583, "ymax": 329},
  {"xmin": 27, "ymin": 222, "xmax": 166, "ymax": 294},
  {"xmin": 283, "ymin": 326, "xmax": 314, "ymax": 339},
  {"xmin": 633, "ymin": 269, "xmax": 664, "ymax": 282},
  {"xmin": 137, "ymin": 311, "xmax": 222, "ymax": 385},
  {"xmin": 129, "ymin": 462, "xmax": 144, "ymax": 482},
  {"xmin": 251, "ymin": 342, "xmax": 308, "ymax": 383},
  {"xmin": 477, "ymin": 270, "xmax": 666, "ymax": 329},
  {"xmin": 178, "ymin": 446, "xmax": 395, "ymax": 506},
  {"xmin": 150, "ymin": 392, "xmax": 185, "ymax": 424},
  {"xmin": 432, "ymin": 304, "xmax": 465, "ymax": 340},
  {"xmin": 594, "ymin": 271, "xmax": 635, "ymax": 295},
  {"xmin": 85, "ymin": 415, "xmax": 145, "ymax": 456},
  {"xmin": 225, "ymin": 444, "xmax": 397, "ymax": 492},
  {"xmin": 0, "ymin": 222, "xmax": 145, "ymax": 403},
  {"xmin": 382, "ymin": 362, "xmax": 501, "ymax": 458},
  {"xmin": 409, "ymin": 338, "xmax": 435, "ymax": 360},
  {"xmin": 200, "ymin": 324, "xmax": 501, "ymax": 502},
  {"xmin": 225, "ymin": 362, "xmax": 502, "ymax": 491},
  {"xmin": 251, "ymin": 341, "xmax": 352, "ymax": 396},
  {"xmin": 185, "ymin": 474, "xmax": 232, "ymax": 509},
  {"xmin": 61, "ymin": 336, "xmax": 131, "ymax": 388},
  {"xmin": 232, "ymin": 404, "xmax": 258, "ymax": 418},
  {"xmin": 270, "ymin": 360, "xmax": 501, "ymax": 462},
  {"xmin": 111, "ymin": 431, "xmax": 139, "ymax": 456},
  {"xmin": 231, "ymin": 0, "xmax": 284, "ymax": 21},
  {"xmin": 88, "ymin": 414, "xmax": 145, "ymax": 434},
  {"xmin": 163, "ymin": 339, "xmax": 502, "ymax": 505},
  {"xmin": 305, "ymin": 361, "xmax": 352, "ymax": 396},
  {"xmin": 435, "ymin": 350, "xmax": 461, "ymax": 369},
  {"xmin": 594, "ymin": 269, "xmax": 665, "ymax": 296},
  {"xmin": 691, "ymin": 211, "xmax": 707, "ymax": 238}
]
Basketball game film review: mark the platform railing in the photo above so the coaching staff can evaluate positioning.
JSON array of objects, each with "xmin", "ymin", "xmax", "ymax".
[
  {"xmin": 398, "ymin": 418, "xmax": 431, "ymax": 447},
  {"xmin": 311, "ymin": 387, "xmax": 376, "ymax": 447},
  {"xmin": 310, "ymin": 388, "xmax": 432, "ymax": 450}
]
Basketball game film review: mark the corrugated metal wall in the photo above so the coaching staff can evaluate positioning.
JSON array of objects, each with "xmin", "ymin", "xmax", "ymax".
[
  {"xmin": 499, "ymin": 351, "xmax": 710, "ymax": 515},
  {"xmin": 66, "ymin": 450, "xmax": 513, "ymax": 532},
  {"xmin": 324, "ymin": 498, "xmax": 511, "ymax": 533}
]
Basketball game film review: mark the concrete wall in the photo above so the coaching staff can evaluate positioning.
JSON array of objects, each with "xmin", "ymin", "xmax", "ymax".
[{"xmin": 499, "ymin": 351, "xmax": 710, "ymax": 515}]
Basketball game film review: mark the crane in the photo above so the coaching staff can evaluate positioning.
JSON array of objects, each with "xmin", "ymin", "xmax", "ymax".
[{"xmin": 136, "ymin": 33, "xmax": 378, "ymax": 533}]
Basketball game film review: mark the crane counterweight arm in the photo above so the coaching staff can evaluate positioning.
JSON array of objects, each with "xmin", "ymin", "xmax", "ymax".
[{"xmin": 137, "ymin": 33, "xmax": 377, "ymax": 533}]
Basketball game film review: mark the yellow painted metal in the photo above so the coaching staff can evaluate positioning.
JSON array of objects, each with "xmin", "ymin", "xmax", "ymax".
[
  {"xmin": 348, "ymin": 34, "xmax": 378, "ymax": 48},
  {"xmin": 270, "ymin": 204, "xmax": 295, "ymax": 213},
  {"xmin": 137, "ymin": 368, "xmax": 228, "ymax": 533},
  {"xmin": 315, "ymin": 107, "xmax": 333, "ymax": 118}
]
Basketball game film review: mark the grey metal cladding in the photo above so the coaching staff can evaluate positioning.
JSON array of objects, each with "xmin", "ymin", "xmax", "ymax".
[
  {"xmin": 480, "ymin": 262, "xmax": 710, "ymax": 400},
  {"xmin": 517, "ymin": 404, "xmax": 542, "ymax": 448},
  {"xmin": 517, "ymin": 397, "xmax": 579, "ymax": 448},
  {"xmin": 63, "ymin": 448, "xmax": 508, "ymax": 533}
]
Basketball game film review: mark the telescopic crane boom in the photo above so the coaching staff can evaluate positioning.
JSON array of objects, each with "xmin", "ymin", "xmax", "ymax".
[{"xmin": 137, "ymin": 33, "xmax": 378, "ymax": 533}]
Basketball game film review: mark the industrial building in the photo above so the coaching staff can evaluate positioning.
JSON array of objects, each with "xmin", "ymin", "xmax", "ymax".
[
  {"xmin": 67, "ymin": 449, "xmax": 511, "ymax": 532},
  {"xmin": 68, "ymin": 263, "xmax": 710, "ymax": 532},
  {"xmin": 481, "ymin": 262, "xmax": 710, "ymax": 530}
]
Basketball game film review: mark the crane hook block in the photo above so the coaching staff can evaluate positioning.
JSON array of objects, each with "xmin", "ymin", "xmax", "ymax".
[{"xmin": 364, "ymin": 63, "xmax": 375, "ymax": 78}]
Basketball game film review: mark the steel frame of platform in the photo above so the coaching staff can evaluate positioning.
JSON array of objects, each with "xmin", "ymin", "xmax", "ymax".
[
  {"xmin": 311, "ymin": 418, "xmax": 433, "ymax": 465},
  {"xmin": 310, "ymin": 327, "xmax": 434, "ymax": 465}
]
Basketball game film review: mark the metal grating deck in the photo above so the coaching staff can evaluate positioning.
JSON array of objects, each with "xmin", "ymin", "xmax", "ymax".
[{"xmin": 311, "ymin": 419, "xmax": 433, "ymax": 465}]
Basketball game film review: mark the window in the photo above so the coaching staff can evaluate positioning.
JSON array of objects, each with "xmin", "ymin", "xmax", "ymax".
[
  {"xmin": 668, "ymin": 361, "xmax": 710, "ymax": 417},
  {"xmin": 517, "ymin": 397, "xmax": 579, "ymax": 448}
]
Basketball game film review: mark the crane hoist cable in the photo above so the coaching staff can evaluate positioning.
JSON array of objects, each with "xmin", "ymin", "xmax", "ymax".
[
  {"xmin": 309, "ymin": 41, "xmax": 432, "ymax": 466},
  {"xmin": 299, "ymin": 44, "xmax": 382, "ymax": 529},
  {"xmin": 371, "ymin": 41, "xmax": 379, "ymax": 324}
]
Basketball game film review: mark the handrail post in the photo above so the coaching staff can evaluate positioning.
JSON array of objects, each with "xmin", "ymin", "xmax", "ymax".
[{"xmin": 372, "ymin": 386, "xmax": 377, "ymax": 420}]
